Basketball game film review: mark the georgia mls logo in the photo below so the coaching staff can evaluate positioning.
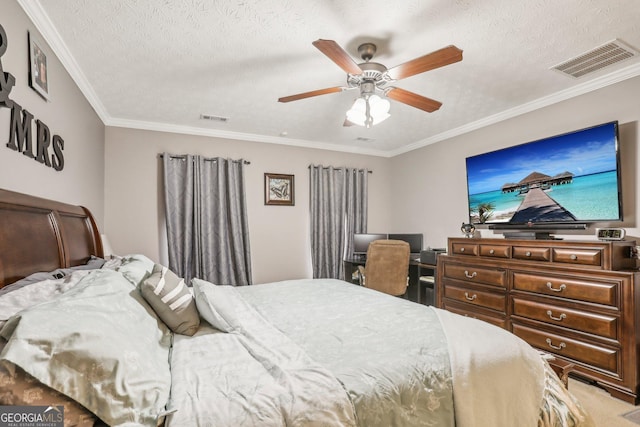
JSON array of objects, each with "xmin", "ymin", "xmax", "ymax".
[
  {"xmin": 0, "ymin": 23, "xmax": 65, "ymax": 171},
  {"xmin": 0, "ymin": 405, "xmax": 64, "ymax": 427}
]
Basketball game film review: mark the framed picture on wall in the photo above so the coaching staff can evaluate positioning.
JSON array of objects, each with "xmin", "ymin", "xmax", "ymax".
[
  {"xmin": 28, "ymin": 32, "xmax": 50, "ymax": 100},
  {"xmin": 264, "ymin": 173, "xmax": 295, "ymax": 206}
]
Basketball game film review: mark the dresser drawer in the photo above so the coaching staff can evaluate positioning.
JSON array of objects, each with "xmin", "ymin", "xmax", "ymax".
[
  {"xmin": 451, "ymin": 242, "xmax": 479, "ymax": 256},
  {"xmin": 512, "ymin": 297, "xmax": 618, "ymax": 339},
  {"xmin": 512, "ymin": 272, "xmax": 618, "ymax": 307},
  {"xmin": 443, "ymin": 285, "xmax": 506, "ymax": 313},
  {"xmin": 443, "ymin": 263, "xmax": 506, "ymax": 288},
  {"xmin": 443, "ymin": 300, "xmax": 507, "ymax": 329},
  {"xmin": 512, "ymin": 323, "xmax": 619, "ymax": 374},
  {"xmin": 552, "ymin": 247, "xmax": 603, "ymax": 267},
  {"xmin": 480, "ymin": 244, "xmax": 510, "ymax": 258},
  {"xmin": 512, "ymin": 246, "xmax": 551, "ymax": 262},
  {"xmin": 441, "ymin": 237, "xmax": 640, "ymax": 403}
]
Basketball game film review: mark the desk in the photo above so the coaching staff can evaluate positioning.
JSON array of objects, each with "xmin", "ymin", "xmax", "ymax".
[{"xmin": 343, "ymin": 258, "xmax": 436, "ymax": 305}]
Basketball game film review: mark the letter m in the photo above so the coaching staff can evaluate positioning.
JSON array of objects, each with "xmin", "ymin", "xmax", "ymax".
[{"xmin": 6, "ymin": 101, "xmax": 35, "ymax": 158}]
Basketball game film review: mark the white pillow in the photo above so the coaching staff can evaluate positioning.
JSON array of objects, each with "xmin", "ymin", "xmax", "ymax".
[
  {"xmin": 192, "ymin": 278, "xmax": 235, "ymax": 333},
  {"xmin": 115, "ymin": 254, "xmax": 155, "ymax": 287}
]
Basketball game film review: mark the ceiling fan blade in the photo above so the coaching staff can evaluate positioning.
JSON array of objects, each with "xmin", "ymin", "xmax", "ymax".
[
  {"xmin": 385, "ymin": 87, "xmax": 442, "ymax": 112},
  {"xmin": 312, "ymin": 39, "xmax": 363, "ymax": 75},
  {"xmin": 278, "ymin": 86, "xmax": 345, "ymax": 103},
  {"xmin": 387, "ymin": 45, "xmax": 463, "ymax": 80}
]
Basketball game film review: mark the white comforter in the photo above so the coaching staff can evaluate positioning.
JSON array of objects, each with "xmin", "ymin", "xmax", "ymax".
[
  {"xmin": 436, "ymin": 309, "xmax": 545, "ymax": 427},
  {"xmin": 0, "ymin": 261, "xmax": 592, "ymax": 427},
  {"xmin": 166, "ymin": 279, "xmax": 357, "ymax": 426},
  {"xmin": 167, "ymin": 278, "xmax": 593, "ymax": 427}
]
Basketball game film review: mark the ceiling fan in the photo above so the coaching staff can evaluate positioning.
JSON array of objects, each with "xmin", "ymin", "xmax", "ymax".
[{"xmin": 278, "ymin": 39, "xmax": 463, "ymax": 127}]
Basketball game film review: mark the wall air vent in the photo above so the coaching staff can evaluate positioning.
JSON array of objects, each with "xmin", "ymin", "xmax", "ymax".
[
  {"xmin": 551, "ymin": 39, "xmax": 638, "ymax": 78},
  {"xmin": 200, "ymin": 114, "xmax": 228, "ymax": 122}
]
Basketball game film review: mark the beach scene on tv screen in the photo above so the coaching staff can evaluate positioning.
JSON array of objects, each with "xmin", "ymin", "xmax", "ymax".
[{"xmin": 466, "ymin": 123, "xmax": 620, "ymax": 224}]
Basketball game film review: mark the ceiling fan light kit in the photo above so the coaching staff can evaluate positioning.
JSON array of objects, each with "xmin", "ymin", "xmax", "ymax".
[
  {"xmin": 346, "ymin": 94, "xmax": 391, "ymax": 128},
  {"xmin": 278, "ymin": 39, "xmax": 463, "ymax": 128}
]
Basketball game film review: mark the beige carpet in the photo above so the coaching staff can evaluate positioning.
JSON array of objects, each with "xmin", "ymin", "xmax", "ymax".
[{"xmin": 569, "ymin": 378, "xmax": 640, "ymax": 426}]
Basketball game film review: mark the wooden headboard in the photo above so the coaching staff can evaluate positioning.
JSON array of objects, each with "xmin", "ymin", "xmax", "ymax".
[{"xmin": 0, "ymin": 189, "xmax": 103, "ymax": 288}]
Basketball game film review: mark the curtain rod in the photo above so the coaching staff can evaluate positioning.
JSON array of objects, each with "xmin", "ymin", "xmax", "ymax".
[
  {"xmin": 159, "ymin": 154, "xmax": 250, "ymax": 164},
  {"xmin": 308, "ymin": 165, "xmax": 372, "ymax": 173}
]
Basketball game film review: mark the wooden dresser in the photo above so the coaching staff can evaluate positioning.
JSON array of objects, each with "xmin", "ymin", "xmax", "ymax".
[{"xmin": 436, "ymin": 237, "xmax": 640, "ymax": 403}]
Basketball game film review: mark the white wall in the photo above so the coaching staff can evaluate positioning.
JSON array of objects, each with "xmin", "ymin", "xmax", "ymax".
[
  {"xmin": 9, "ymin": 0, "xmax": 640, "ymax": 281},
  {"xmin": 104, "ymin": 127, "xmax": 392, "ymax": 283},
  {"xmin": 389, "ymin": 75, "xmax": 640, "ymax": 247},
  {"xmin": 0, "ymin": 1, "xmax": 105, "ymax": 225}
]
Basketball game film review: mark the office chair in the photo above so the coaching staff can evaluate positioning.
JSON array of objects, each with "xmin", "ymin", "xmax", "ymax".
[{"xmin": 357, "ymin": 239, "xmax": 410, "ymax": 296}]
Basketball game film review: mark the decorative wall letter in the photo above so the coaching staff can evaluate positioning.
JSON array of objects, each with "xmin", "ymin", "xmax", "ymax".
[
  {"xmin": 0, "ymin": 24, "xmax": 16, "ymax": 108},
  {"xmin": 0, "ymin": 23, "xmax": 65, "ymax": 171}
]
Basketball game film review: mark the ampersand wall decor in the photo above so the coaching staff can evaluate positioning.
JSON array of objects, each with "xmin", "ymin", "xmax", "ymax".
[{"xmin": 0, "ymin": 23, "xmax": 65, "ymax": 171}]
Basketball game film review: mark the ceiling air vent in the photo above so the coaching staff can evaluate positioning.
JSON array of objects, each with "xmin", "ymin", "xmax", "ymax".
[
  {"xmin": 200, "ymin": 113, "xmax": 228, "ymax": 122},
  {"xmin": 355, "ymin": 137, "xmax": 375, "ymax": 142},
  {"xmin": 551, "ymin": 39, "xmax": 638, "ymax": 78}
]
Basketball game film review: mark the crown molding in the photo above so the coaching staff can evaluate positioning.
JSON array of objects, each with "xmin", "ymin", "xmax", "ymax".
[
  {"xmin": 107, "ymin": 117, "xmax": 391, "ymax": 157},
  {"xmin": 388, "ymin": 61, "xmax": 640, "ymax": 157},
  {"xmin": 18, "ymin": 0, "xmax": 110, "ymax": 122}
]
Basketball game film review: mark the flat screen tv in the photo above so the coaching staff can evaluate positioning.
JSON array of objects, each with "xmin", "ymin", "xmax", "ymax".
[{"xmin": 465, "ymin": 121, "xmax": 622, "ymax": 229}]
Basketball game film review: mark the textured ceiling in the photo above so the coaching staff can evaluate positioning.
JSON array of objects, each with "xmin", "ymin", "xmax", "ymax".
[{"xmin": 20, "ymin": 0, "xmax": 640, "ymax": 156}]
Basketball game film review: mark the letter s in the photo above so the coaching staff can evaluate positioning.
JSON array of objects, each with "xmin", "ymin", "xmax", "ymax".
[{"xmin": 51, "ymin": 134, "xmax": 64, "ymax": 171}]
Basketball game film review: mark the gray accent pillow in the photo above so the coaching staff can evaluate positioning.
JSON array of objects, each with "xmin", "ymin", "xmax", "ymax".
[{"xmin": 141, "ymin": 264, "xmax": 200, "ymax": 336}]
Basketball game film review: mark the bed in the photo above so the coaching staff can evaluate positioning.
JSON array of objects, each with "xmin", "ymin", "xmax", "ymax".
[{"xmin": 0, "ymin": 188, "xmax": 594, "ymax": 427}]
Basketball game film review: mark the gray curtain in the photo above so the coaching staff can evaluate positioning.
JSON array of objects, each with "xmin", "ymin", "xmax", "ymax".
[
  {"xmin": 163, "ymin": 153, "xmax": 252, "ymax": 286},
  {"xmin": 310, "ymin": 165, "xmax": 368, "ymax": 279}
]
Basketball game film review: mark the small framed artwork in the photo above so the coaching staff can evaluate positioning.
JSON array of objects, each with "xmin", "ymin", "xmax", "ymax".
[
  {"xmin": 265, "ymin": 173, "xmax": 295, "ymax": 206},
  {"xmin": 28, "ymin": 32, "xmax": 50, "ymax": 100}
]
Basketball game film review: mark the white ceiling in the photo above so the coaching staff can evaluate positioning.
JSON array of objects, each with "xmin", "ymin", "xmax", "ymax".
[{"xmin": 20, "ymin": 0, "xmax": 640, "ymax": 157}]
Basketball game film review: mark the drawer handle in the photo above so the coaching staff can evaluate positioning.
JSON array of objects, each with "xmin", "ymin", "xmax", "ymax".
[
  {"xmin": 546, "ymin": 310, "xmax": 567, "ymax": 322},
  {"xmin": 489, "ymin": 249, "xmax": 495, "ymax": 254},
  {"xmin": 525, "ymin": 251, "xmax": 532, "ymax": 257},
  {"xmin": 464, "ymin": 270, "xmax": 477, "ymax": 279},
  {"xmin": 570, "ymin": 254, "xmax": 578, "ymax": 260},
  {"xmin": 546, "ymin": 282, "xmax": 566, "ymax": 292},
  {"xmin": 464, "ymin": 292, "xmax": 477, "ymax": 301},
  {"xmin": 460, "ymin": 247, "xmax": 465, "ymax": 252},
  {"xmin": 545, "ymin": 338, "xmax": 566, "ymax": 351}
]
